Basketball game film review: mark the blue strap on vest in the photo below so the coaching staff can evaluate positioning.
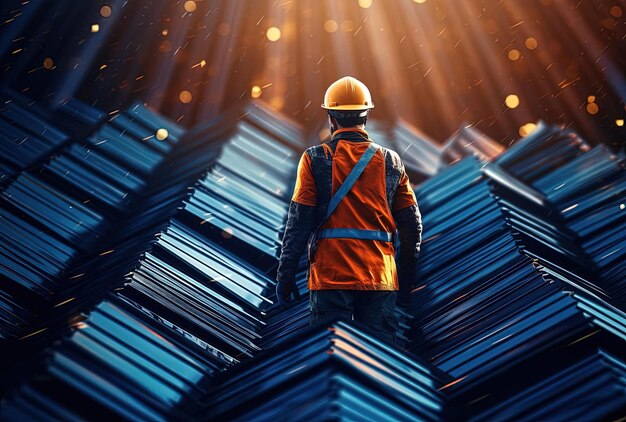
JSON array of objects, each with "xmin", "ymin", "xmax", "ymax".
[
  {"xmin": 315, "ymin": 142, "xmax": 393, "ymax": 242},
  {"xmin": 317, "ymin": 228, "xmax": 393, "ymax": 242}
]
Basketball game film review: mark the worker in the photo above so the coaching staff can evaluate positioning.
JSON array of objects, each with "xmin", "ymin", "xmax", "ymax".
[{"xmin": 275, "ymin": 76, "xmax": 422, "ymax": 343}]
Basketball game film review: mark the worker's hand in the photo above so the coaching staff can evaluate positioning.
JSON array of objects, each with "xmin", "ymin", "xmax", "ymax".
[{"xmin": 275, "ymin": 280, "xmax": 301, "ymax": 308}]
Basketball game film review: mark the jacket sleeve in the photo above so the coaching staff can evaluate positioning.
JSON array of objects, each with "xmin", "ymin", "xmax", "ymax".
[
  {"xmin": 392, "ymin": 203, "xmax": 422, "ymax": 294},
  {"xmin": 390, "ymin": 157, "xmax": 422, "ymax": 294},
  {"xmin": 277, "ymin": 151, "xmax": 318, "ymax": 285},
  {"xmin": 276, "ymin": 201, "xmax": 317, "ymax": 285}
]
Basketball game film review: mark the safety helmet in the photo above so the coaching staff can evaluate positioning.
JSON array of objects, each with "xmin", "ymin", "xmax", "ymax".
[{"xmin": 321, "ymin": 76, "xmax": 375, "ymax": 112}]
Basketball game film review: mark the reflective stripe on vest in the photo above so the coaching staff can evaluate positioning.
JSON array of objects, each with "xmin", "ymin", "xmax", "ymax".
[{"xmin": 317, "ymin": 228, "xmax": 393, "ymax": 242}]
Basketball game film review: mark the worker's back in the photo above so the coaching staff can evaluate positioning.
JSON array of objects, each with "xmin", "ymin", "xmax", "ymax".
[{"xmin": 291, "ymin": 127, "xmax": 417, "ymax": 291}]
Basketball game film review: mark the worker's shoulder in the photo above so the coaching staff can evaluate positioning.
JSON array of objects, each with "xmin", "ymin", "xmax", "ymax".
[
  {"xmin": 377, "ymin": 145, "xmax": 404, "ymax": 170},
  {"xmin": 303, "ymin": 144, "xmax": 324, "ymax": 159}
]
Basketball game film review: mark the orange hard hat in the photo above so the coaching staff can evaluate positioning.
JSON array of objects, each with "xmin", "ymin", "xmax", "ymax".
[{"xmin": 321, "ymin": 76, "xmax": 375, "ymax": 111}]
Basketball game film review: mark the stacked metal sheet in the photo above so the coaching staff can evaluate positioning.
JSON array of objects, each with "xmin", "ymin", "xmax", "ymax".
[
  {"xmin": 2, "ymin": 99, "xmax": 625, "ymax": 421},
  {"xmin": 0, "ymin": 295, "xmax": 220, "ymax": 421},
  {"xmin": 404, "ymin": 140, "xmax": 626, "ymax": 418},
  {"xmin": 490, "ymin": 124, "xmax": 625, "ymax": 308},
  {"xmin": 439, "ymin": 123, "xmax": 504, "ymax": 167},
  {"xmin": 0, "ymin": 102, "xmax": 312, "ymax": 419},
  {"xmin": 0, "ymin": 100, "xmax": 175, "ymax": 340},
  {"xmin": 200, "ymin": 320, "xmax": 451, "ymax": 422},
  {"xmin": 0, "ymin": 92, "xmax": 70, "ymax": 186},
  {"xmin": 118, "ymin": 104, "xmax": 307, "ymax": 369},
  {"xmin": 469, "ymin": 348, "xmax": 626, "ymax": 422},
  {"xmin": 392, "ymin": 118, "xmax": 442, "ymax": 184}
]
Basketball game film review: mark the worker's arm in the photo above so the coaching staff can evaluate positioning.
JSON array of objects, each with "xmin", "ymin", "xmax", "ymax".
[
  {"xmin": 276, "ymin": 151, "xmax": 317, "ymax": 307},
  {"xmin": 391, "ymin": 164, "xmax": 422, "ymax": 308}
]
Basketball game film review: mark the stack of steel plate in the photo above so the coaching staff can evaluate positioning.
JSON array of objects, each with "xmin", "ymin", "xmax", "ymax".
[
  {"xmin": 469, "ymin": 348, "xmax": 626, "ymax": 422},
  {"xmin": 404, "ymin": 150, "xmax": 626, "ymax": 419},
  {"xmin": 1, "ymin": 100, "xmax": 171, "ymax": 340},
  {"xmin": 0, "ymin": 100, "xmax": 215, "ymax": 382},
  {"xmin": 392, "ymin": 118, "xmax": 442, "ymax": 184},
  {"xmin": 493, "ymin": 121, "xmax": 591, "ymax": 185},
  {"xmin": 0, "ymin": 94, "xmax": 70, "ymax": 186},
  {"xmin": 200, "ymin": 320, "xmax": 451, "ymax": 422},
  {"xmin": 2, "ymin": 98, "xmax": 625, "ymax": 420},
  {"xmin": 118, "ymin": 103, "xmax": 308, "ymax": 366},
  {"xmin": 439, "ymin": 123, "xmax": 504, "ymax": 167},
  {"xmin": 530, "ymin": 146, "xmax": 626, "ymax": 309},
  {"xmin": 492, "ymin": 126, "xmax": 625, "ymax": 309},
  {"xmin": 0, "ymin": 102, "xmax": 310, "ymax": 419},
  {"xmin": 0, "ymin": 295, "xmax": 220, "ymax": 421}
]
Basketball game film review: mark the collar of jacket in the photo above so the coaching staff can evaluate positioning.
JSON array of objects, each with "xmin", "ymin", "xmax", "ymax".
[{"xmin": 330, "ymin": 127, "xmax": 371, "ymax": 142}]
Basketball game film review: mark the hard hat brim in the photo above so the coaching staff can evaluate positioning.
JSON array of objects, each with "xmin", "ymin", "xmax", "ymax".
[{"xmin": 321, "ymin": 104, "xmax": 375, "ymax": 110}]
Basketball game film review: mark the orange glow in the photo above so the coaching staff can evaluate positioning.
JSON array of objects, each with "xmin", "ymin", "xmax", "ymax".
[
  {"xmin": 270, "ymin": 96, "xmax": 285, "ymax": 110},
  {"xmin": 524, "ymin": 37, "xmax": 538, "ymax": 49},
  {"xmin": 184, "ymin": 1, "xmax": 197, "ymax": 13},
  {"xmin": 218, "ymin": 22, "xmax": 231, "ymax": 36},
  {"xmin": 439, "ymin": 375, "xmax": 468, "ymax": 390},
  {"xmin": 586, "ymin": 103, "xmax": 599, "ymax": 115},
  {"xmin": 179, "ymin": 90, "xmax": 192, "ymax": 103},
  {"xmin": 43, "ymin": 57, "xmax": 54, "ymax": 69},
  {"xmin": 609, "ymin": 5, "xmax": 622, "ymax": 17},
  {"xmin": 341, "ymin": 20, "xmax": 355, "ymax": 32},
  {"xmin": 324, "ymin": 19, "xmax": 338, "ymax": 33},
  {"xmin": 507, "ymin": 49, "xmax": 521, "ymax": 61},
  {"xmin": 100, "ymin": 5, "xmax": 112, "ymax": 17},
  {"xmin": 519, "ymin": 122, "xmax": 537, "ymax": 137}
]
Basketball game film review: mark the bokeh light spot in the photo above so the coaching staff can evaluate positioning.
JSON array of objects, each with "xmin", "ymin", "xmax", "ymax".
[
  {"xmin": 91, "ymin": 24, "xmax": 100, "ymax": 33},
  {"xmin": 43, "ymin": 57, "xmax": 54, "ymax": 69},
  {"xmin": 524, "ymin": 37, "xmax": 538, "ymax": 49},
  {"xmin": 508, "ymin": 49, "xmax": 521, "ymax": 61},
  {"xmin": 184, "ymin": 1, "xmax": 196, "ymax": 13},
  {"xmin": 609, "ymin": 5, "xmax": 622, "ymax": 17},
  {"xmin": 341, "ymin": 20, "xmax": 355, "ymax": 32},
  {"xmin": 156, "ymin": 128, "xmax": 168, "ymax": 141},
  {"xmin": 324, "ymin": 19, "xmax": 338, "ymax": 33},
  {"xmin": 586, "ymin": 103, "xmax": 599, "ymax": 115},
  {"xmin": 251, "ymin": 85, "xmax": 262, "ymax": 98},
  {"xmin": 100, "ymin": 5, "xmax": 112, "ymax": 17},
  {"xmin": 266, "ymin": 27, "xmax": 281, "ymax": 42},
  {"xmin": 615, "ymin": 119, "xmax": 624, "ymax": 127},
  {"xmin": 179, "ymin": 90, "xmax": 192, "ymax": 104},
  {"xmin": 358, "ymin": 0, "xmax": 373, "ymax": 8},
  {"xmin": 505, "ymin": 94, "xmax": 520, "ymax": 109},
  {"xmin": 519, "ymin": 123, "xmax": 537, "ymax": 137}
]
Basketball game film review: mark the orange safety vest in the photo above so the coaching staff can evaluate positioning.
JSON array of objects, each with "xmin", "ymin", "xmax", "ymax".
[{"xmin": 291, "ymin": 128, "xmax": 417, "ymax": 291}]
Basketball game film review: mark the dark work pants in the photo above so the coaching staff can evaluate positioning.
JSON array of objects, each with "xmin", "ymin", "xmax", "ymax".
[{"xmin": 309, "ymin": 290, "xmax": 398, "ymax": 344}]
